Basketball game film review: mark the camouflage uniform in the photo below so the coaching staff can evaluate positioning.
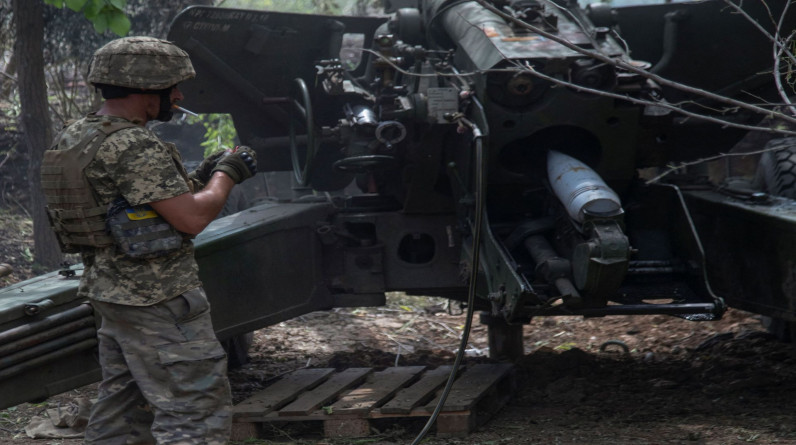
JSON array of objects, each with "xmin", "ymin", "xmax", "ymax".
[
  {"xmin": 86, "ymin": 290, "xmax": 230, "ymax": 445},
  {"xmin": 52, "ymin": 114, "xmax": 233, "ymax": 444}
]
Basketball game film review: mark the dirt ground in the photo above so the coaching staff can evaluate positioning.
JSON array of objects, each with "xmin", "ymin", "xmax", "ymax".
[{"xmin": 2, "ymin": 210, "xmax": 796, "ymax": 445}]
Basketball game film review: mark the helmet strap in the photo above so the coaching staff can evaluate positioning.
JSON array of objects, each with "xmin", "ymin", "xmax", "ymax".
[
  {"xmin": 155, "ymin": 89, "xmax": 174, "ymax": 122},
  {"xmin": 95, "ymin": 83, "xmax": 175, "ymax": 122}
]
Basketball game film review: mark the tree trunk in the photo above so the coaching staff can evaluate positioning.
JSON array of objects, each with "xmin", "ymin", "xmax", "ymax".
[{"xmin": 13, "ymin": 0, "xmax": 62, "ymax": 270}]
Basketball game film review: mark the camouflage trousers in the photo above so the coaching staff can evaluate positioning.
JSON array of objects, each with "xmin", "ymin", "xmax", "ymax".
[{"xmin": 84, "ymin": 288, "xmax": 232, "ymax": 445}]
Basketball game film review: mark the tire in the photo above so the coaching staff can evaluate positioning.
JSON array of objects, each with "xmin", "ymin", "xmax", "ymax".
[
  {"xmin": 222, "ymin": 332, "xmax": 254, "ymax": 369},
  {"xmin": 754, "ymin": 137, "xmax": 796, "ymax": 198},
  {"xmin": 755, "ymin": 138, "xmax": 796, "ymax": 342}
]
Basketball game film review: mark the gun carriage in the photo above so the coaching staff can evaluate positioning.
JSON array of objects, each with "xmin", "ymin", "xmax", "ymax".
[{"xmin": 1, "ymin": 0, "xmax": 795, "ymax": 409}]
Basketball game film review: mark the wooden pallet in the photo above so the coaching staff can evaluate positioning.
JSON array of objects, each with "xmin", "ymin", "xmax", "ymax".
[{"xmin": 231, "ymin": 363, "xmax": 515, "ymax": 439}]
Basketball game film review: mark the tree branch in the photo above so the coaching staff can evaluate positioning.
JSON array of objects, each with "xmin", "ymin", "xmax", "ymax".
[
  {"xmin": 517, "ymin": 60, "xmax": 796, "ymax": 137},
  {"xmin": 0, "ymin": 70, "xmax": 16, "ymax": 82},
  {"xmin": 475, "ymin": 0, "xmax": 796, "ymax": 126},
  {"xmin": 719, "ymin": 0, "xmax": 796, "ymax": 115},
  {"xmin": 0, "ymin": 147, "xmax": 13, "ymax": 171},
  {"xmin": 773, "ymin": 30, "xmax": 796, "ymax": 116},
  {"xmin": 721, "ymin": 0, "xmax": 796, "ymax": 68},
  {"xmin": 359, "ymin": 48, "xmax": 796, "ymax": 137},
  {"xmin": 644, "ymin": 143, "xmax": 787, "ymax": 185}
]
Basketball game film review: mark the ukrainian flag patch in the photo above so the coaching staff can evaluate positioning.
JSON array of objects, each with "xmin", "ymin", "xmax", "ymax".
[{"xmin": 125, "ymin": 205, "xmax": 159, "ymax": 220}]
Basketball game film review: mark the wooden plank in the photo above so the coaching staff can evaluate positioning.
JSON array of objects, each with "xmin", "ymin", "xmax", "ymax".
[
  {"xmin": 379, "ymin": 366, "xmax": 455, "ymax": 415},
  {"xmin": 324, "ymin": 418, "xmax": 370, "ymax": 438},
  {"xmin": 328, "ymin": 366, "xmax": 426, "ymax": 415},
  {"xmin": 234, "ymin": 368, "xmax": 335, "ymax": 418},
  {"xmin": 278, "ymin": 368, "xmax": 373, "ymax": 417},
  {"xmin": 230, "ymin": 422, "xmax": 260, "ymax": 441},
  {"xmin": 422, "ymin": 364, "xmax": 513, "ymax": 412},
  {"xmin": 436, "ymin": 411, "xmax": 476, "ymax": 437}
]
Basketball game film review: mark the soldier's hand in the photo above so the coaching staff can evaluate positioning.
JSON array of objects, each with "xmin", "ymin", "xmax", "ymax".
[
  {"xmin": 212, "ymin": 146, "xmax": 257, "ymax": 184},
  {"xmin": 192, "ymin": 150, "xmax": 227, "ymax": 184}
]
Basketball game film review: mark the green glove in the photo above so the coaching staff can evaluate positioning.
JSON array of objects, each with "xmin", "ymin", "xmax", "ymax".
[
  {"xmin": 190, "ymin": 150, "xmax": 227, "ymax": 185},
  {"xmin": 212, "ymin": 146, "xmax": 258, "ymax": 184}
]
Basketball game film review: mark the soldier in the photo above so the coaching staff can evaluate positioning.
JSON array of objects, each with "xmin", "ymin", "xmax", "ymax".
[{"xmin": 40, "ymin": 36, "xmax": 257, "ymax": 444}]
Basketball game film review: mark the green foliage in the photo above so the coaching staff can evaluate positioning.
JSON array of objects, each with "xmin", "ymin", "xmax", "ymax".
[
  {"xmin": 44, "ymin": 0, "xmax": 131, "ymax": 36},
  {"xmin": 314, "ymin": 0, "xmax": 341, "ymax": 14},
  {"xmin": 219, "ymin": 0, "xmax": 342, "ymax": 15},
  {"xmin": 1, "ymin": 100, "xmax": 20, "ymax": 132},
  {"xmin": 554, "ymin": 342, "xmax": 577, "ymax": 351},
  {"xmin": 785, "ymin": 39, "xmax": 796, "ymax": 96},
  {"xmin": 188, "ymin": 113, "xmax": 239, "ymax": 157}
]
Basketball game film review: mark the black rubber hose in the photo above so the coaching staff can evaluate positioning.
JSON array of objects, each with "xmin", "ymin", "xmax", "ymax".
[{"xmin": 411, "ymin": 119, "xmax": 486, "ymax": 445}]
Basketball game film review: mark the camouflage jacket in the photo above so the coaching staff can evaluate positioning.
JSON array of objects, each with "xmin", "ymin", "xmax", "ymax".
[{"xmin": 56, "ymin": 113, "xmax": 201, "ymax": 306}]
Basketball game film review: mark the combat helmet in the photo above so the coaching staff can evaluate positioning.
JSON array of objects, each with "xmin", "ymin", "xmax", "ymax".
[{"xmin": 87, "ymin": 36, "xmax": 195, "ymax": 90}]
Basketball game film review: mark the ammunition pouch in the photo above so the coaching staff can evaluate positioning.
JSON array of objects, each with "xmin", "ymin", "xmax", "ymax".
[
  {"xmin": 106, "ymin": 197, "xmax": 183, "ymax": 259},
  {"xmin": 44, "ymin": 205, "xmax": 114, "ymax": 253}
]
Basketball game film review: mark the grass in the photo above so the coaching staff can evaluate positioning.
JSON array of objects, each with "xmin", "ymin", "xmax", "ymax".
[{"xmin": 385, "ymin": 292, "xmax": 450, "ymax": 312}]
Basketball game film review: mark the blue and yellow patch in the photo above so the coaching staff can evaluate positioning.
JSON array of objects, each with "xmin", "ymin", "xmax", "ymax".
[{"xmin": 125, "ymin": 205, "xmax": 159, "ymax": 220}]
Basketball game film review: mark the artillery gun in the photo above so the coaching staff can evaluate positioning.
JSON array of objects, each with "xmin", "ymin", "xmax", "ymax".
[{"xmin": 1, "ymin": 0, "xmax": 795, "ymax": 410}]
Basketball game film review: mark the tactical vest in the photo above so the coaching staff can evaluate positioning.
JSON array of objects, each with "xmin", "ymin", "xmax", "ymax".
[{"xmin": 41, "ymin": 120, "xmax": 137, "ymax": 253}]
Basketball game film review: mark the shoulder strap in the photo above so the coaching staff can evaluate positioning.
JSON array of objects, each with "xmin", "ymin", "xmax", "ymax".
[
  {"xmin": 75, "ymin": 121, "xmax": 139, "ymax": 170},
  {"xmin": 98, "ymin": 120, "xmax": 138, "ymax": 136}
]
